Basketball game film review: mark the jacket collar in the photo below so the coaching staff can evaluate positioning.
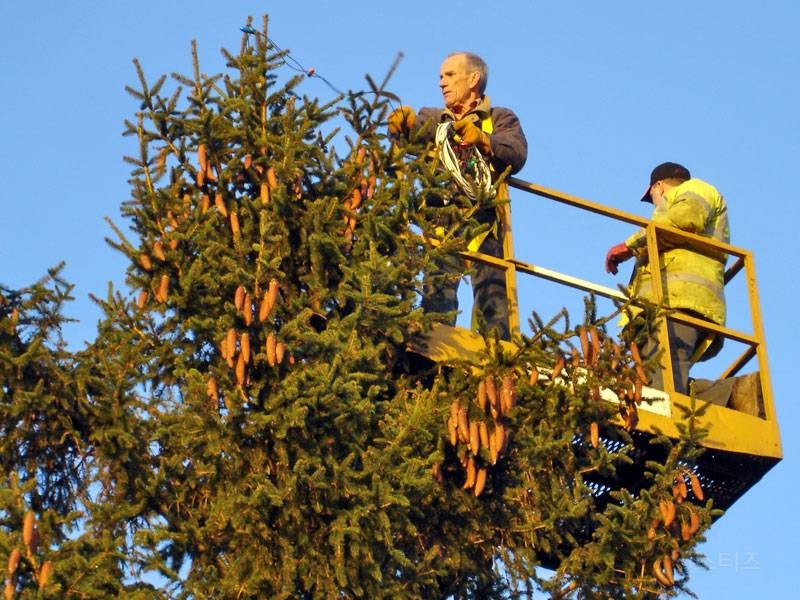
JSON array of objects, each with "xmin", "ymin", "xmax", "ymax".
[{"xmin": 442, "ymin": 95, "xmax": 492, "ymax": 121}]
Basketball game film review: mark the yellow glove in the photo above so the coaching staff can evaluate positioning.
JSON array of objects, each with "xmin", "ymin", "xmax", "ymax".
[
  {"xmin": 388, "ymin": 106, "xmax": 416, "ymax": 137},
  {"xmin": 453, "ymin": 118, "xmax": 491, "ymax": 154}
]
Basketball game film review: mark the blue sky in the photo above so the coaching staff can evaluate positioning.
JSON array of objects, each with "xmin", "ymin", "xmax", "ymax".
[{"xmin": 2, "ymin": 1, "xmax": 798, "ymax": 596}]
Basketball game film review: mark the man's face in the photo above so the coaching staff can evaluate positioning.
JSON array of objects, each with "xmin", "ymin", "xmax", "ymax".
[
  {"xmin": 650, "ymin": 181, "xmax": 666, "ymax": 207},
  {"xmin": 439, "ymin": 54, "xmax": 479, "ymax": 110}
]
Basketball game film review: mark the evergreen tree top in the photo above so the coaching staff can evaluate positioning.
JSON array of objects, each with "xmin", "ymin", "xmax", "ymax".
[{"xmin": 0, "ymin": 15, "xmax": 716, "ymax": 599}]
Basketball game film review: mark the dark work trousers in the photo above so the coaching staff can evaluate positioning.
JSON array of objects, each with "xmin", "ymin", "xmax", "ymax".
[
  {"xmin": 422, "ymin": 230, "xmax": 509, "ymax": 341},
  {"xmin": 643, "ymin": 319, "xmax": 699, "ymax": 394},
  {"xmin": 642, "ymin": 316, "xmax": 732, "ymax": 404}
]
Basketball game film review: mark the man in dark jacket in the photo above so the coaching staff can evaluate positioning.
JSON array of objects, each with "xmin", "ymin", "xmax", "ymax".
[{"xmin": 388, "ymin": 51, "xmax": 527, "ymax": 339}]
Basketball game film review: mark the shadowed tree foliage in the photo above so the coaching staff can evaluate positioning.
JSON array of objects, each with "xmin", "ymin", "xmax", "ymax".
[
  {"xmin": 1, "ymin": 15, "xmax": 717, "ymax": 600},
  {"xmin": 1, "ymin": 269, "xmax": 138, "ymax": 598}
]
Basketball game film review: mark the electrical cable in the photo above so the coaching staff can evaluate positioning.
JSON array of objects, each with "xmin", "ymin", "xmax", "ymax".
[
  {"xmin": 434, "ymin": 121, "xmax": 494, "ymax": 203},
  {"xmin": 241, "ymin": 25, "xmax": 344, "ymax": 96}
]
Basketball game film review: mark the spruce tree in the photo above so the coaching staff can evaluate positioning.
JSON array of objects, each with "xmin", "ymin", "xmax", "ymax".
[
  {"xmin": 1, "ymin": 268, "xmax": 135, "ymax": 598},
  {"xmin": 1, "ymin": 14, "xmax": 718, "ymax": 599}
]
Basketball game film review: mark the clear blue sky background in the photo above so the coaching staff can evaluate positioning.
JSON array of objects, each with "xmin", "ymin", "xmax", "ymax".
[{"xmin": 2, "ymin": 2, "xmax": 797, "ymax": 597}]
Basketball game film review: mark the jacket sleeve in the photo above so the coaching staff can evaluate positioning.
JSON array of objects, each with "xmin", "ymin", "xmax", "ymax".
[
  {"xmin": 653, "ymin": 191, "xmax": 711, "ymax": 234},
  {"xmin": 488, "ymin": 108, "xmax": 527, "ymax": 174},
  {"xmin": 624, "ymin": 189, "xmax": 712, "ymax": 252},
  {"xmin": 410, "ymin": 107, "xmax": 444, "ymax": 145}
]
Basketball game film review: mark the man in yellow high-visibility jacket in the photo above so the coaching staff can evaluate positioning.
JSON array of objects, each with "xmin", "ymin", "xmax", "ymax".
[{"xmin": 605, "ymin": 162, "xmax": 730, "ymax": 395}]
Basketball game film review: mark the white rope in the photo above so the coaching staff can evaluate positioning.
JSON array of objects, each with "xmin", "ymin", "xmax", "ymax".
[{"xmin": 434, "ymin": 121, "xmax": 494, "ymax": 203}]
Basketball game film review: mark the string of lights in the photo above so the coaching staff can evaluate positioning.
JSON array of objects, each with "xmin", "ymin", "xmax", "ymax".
[
  {"xmin": 240, "ymin": 26, "xmax": 492, "ymax": 200},
  {"xmin": 240, "ymin": 25, "xmax": 344, "ymax": 97},
  {"xmin": 434, "ymin": 122, "xmax": 494, "ymax": 202}
]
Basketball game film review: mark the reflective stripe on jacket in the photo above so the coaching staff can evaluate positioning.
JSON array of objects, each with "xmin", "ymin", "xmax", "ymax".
[{"xmin": 625, "ymin": 178, "xmax": 729, "ymax": 325}]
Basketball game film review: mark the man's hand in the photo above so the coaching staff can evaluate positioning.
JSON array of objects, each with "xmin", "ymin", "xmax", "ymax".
[
  {"xmin": 453, "ymin": 118, "xmax": 491, "ymax": 154},
  {"xmin": 605, "ymin": 242, "xmax": 633, "ymax": 274},
  {"xmin": 388, "ymin": 106, "xmax": 416, "ymax": 137}
]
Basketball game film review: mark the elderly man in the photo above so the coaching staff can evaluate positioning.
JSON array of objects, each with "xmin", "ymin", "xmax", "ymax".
[
  {"xmin": 388, "ymin": 52, "xmax": 527, "ymax": 340},
  {"xmin": 606, "ymin": 162, "xmax": 730, "ymax": 397}
]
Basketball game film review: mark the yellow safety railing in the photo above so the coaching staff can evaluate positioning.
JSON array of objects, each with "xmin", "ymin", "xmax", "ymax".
[{"xmin": 447, "ymin": 175, "xmax": 781, "ymax": 459}]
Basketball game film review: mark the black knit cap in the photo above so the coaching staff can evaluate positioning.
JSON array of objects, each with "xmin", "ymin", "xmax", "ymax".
[{"xmin": 640, "ymin": 162, "xmax": 691, "ymax": 202}]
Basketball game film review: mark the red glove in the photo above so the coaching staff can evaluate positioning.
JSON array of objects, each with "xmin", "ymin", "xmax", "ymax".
[
  {"xmin": 452, "ymin": 118, "xmax": 491, "ymax": 154},
  {"xmin": 388, "ymin": 106, "xmax": 416, "ymax": 137},
  {"xmin": 605, "ymin": 242, "xmax": 633, "ymax": 274}
]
